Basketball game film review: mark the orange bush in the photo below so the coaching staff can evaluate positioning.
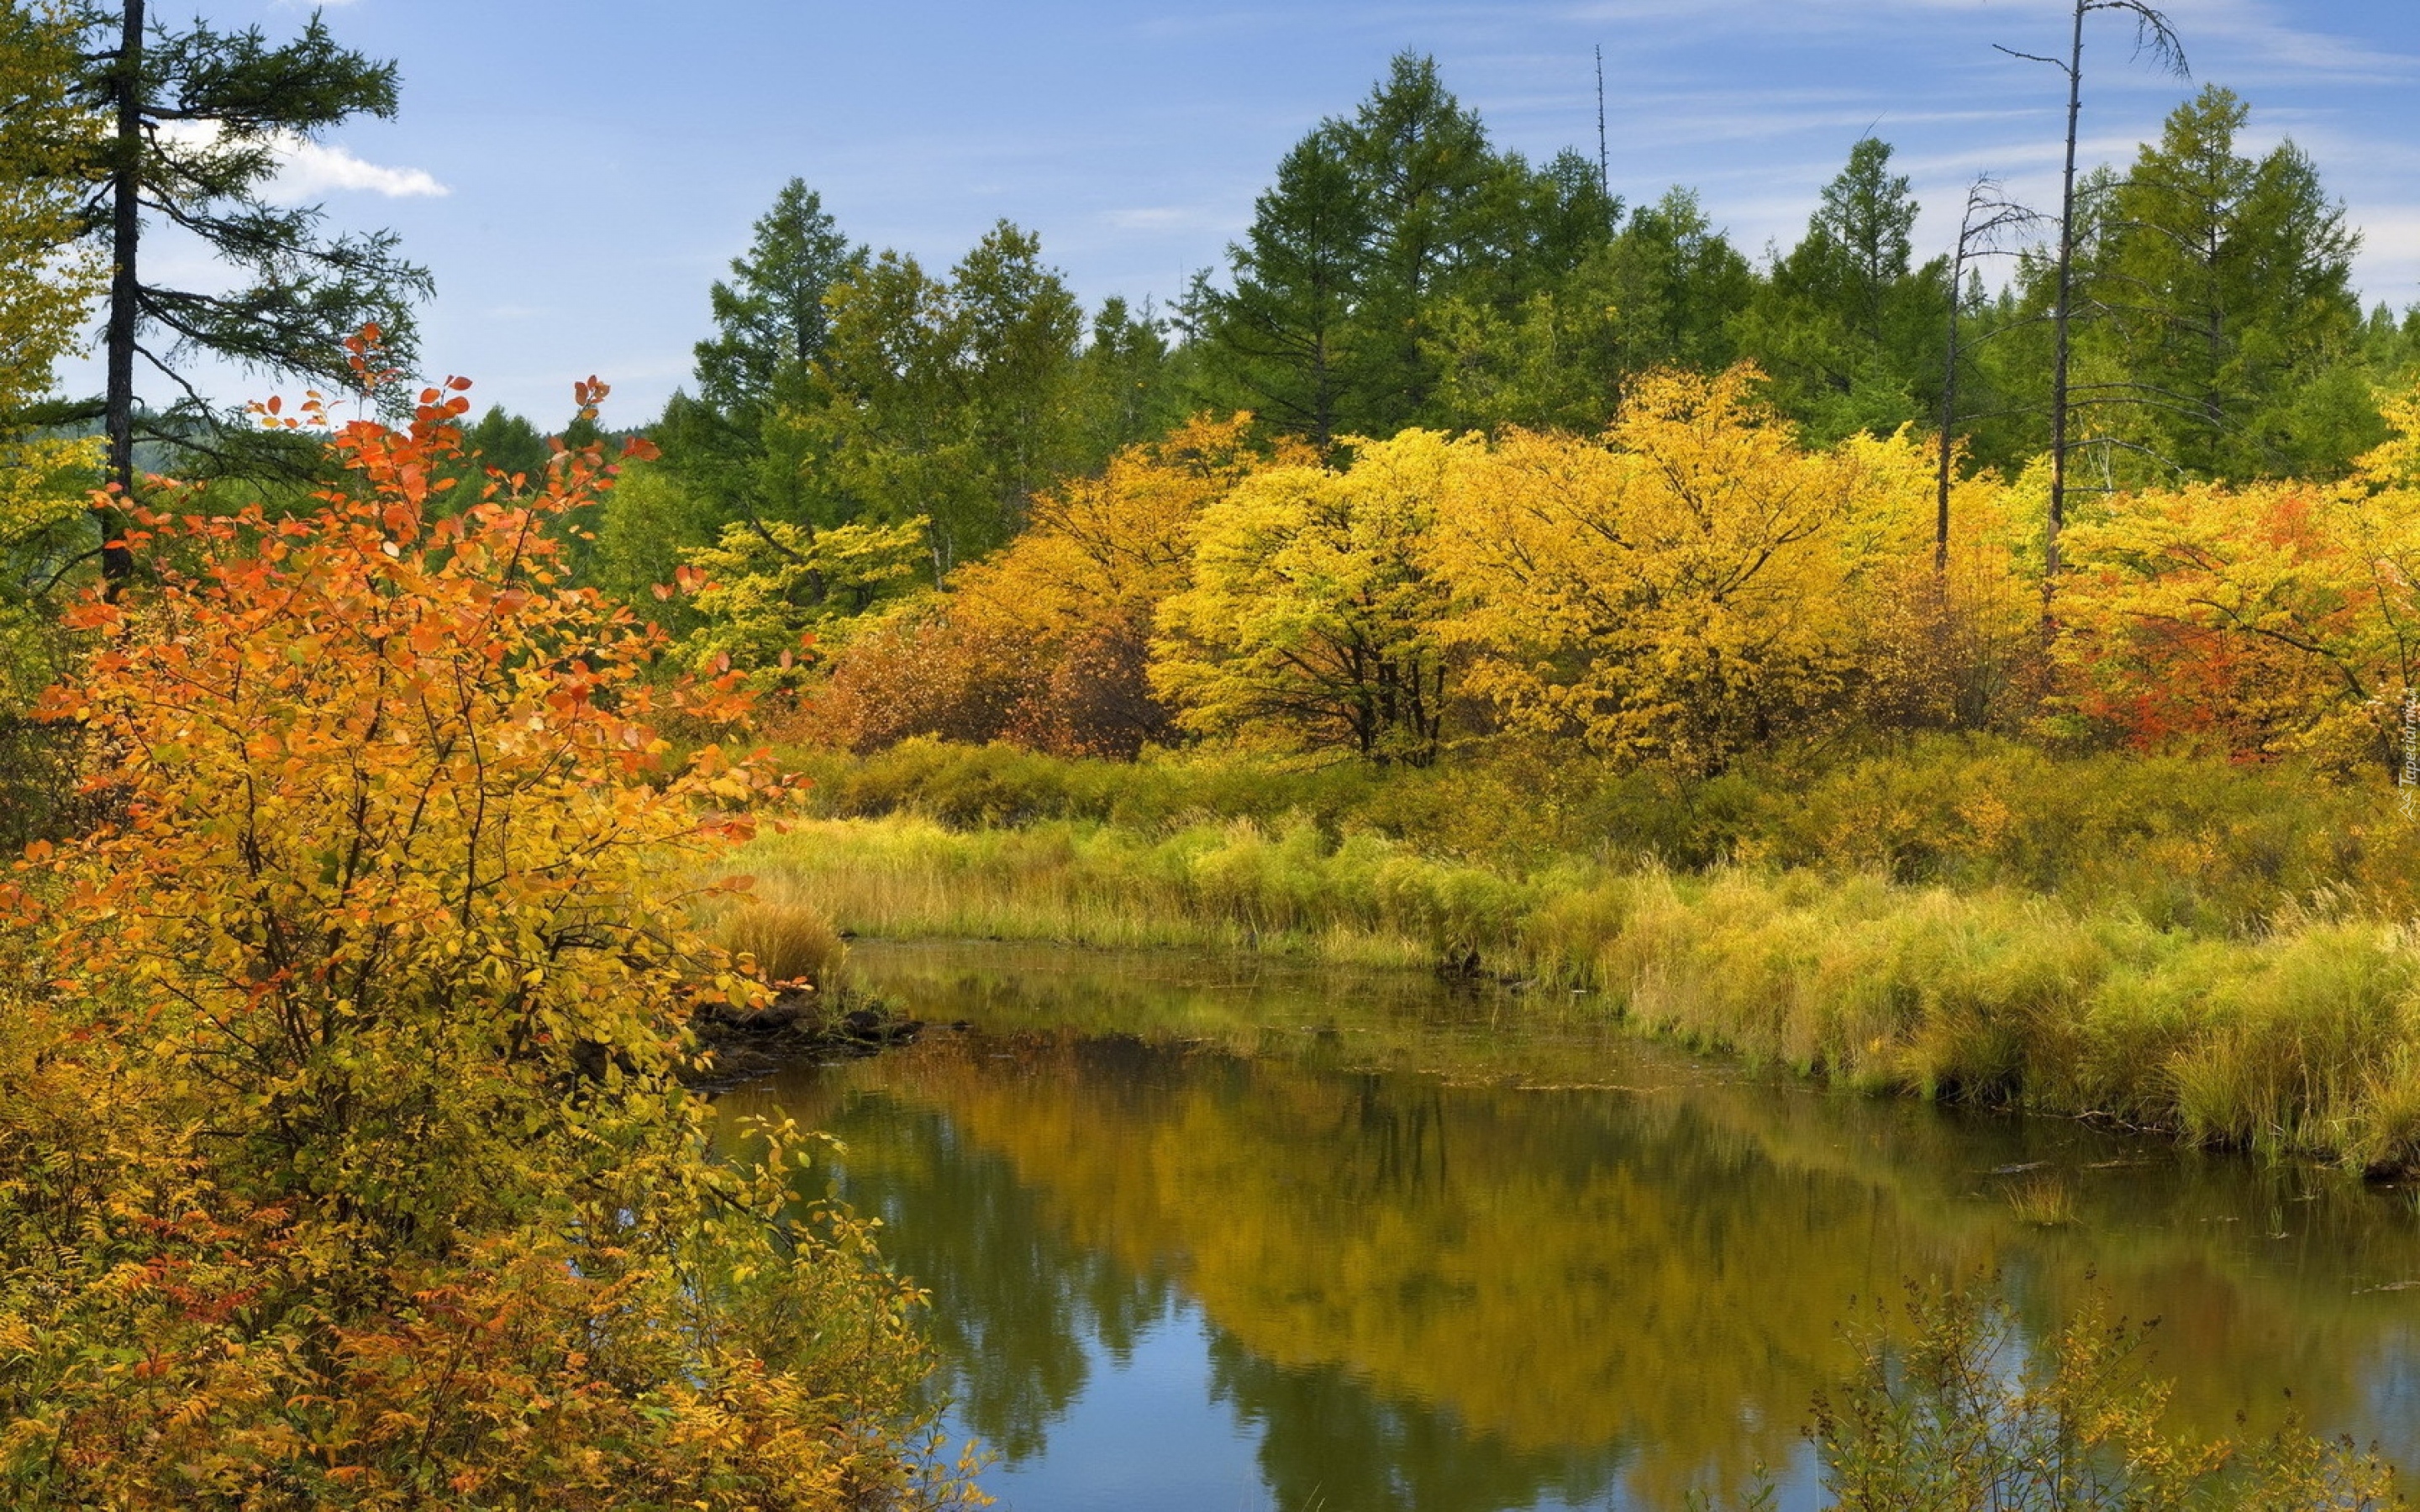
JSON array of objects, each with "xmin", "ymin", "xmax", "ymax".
[{"xmin": 0, "ymin": 348, "xmax": 973, "ymax": 1508}]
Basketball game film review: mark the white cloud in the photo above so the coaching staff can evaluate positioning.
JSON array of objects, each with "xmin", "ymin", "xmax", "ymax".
[
  {"xmin": 151, "ymin": 120, "xmax": 448, "ymax": 202},
  {"xmin": 268, "ymin": 136, "xmax": 448, "ymax": 201}
]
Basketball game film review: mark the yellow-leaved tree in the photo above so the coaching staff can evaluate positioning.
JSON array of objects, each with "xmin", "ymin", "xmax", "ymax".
[
  {"xmin": 0, "ymin": 362, "xmax": 977, "ymax": 1509},
  {"xmin": 1154, "ymin": 428, "xmax": 1468, "ymax": 765},
  {"xmin": 813, "ymin": 414, "xmax": 1270, "ymax": 757},
  {"xmin": 681, "ymin": 514, "xmax": 931, "ymax": 690},
  {"xmin": 1428, "ymin": 367, "xmax": 1884, "ymax": 770}
]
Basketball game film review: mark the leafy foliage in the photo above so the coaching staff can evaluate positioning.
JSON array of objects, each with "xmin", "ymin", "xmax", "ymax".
[
  {"xmin": 1433, "ymin": 367, "xmax": 1898, "ymax": 769},
  {"xmin": 1813, "ymin": 1282, "xmax": 2397, "ymax": 1511},
  {"xmin": 805, "ymin": 416, "xmax": 1270, "ymax": 758},
  {"xmin": 0, "ymin": 365, "xmax": 973, "ymax": 1508},
  {"xmin": 682, "ymin": 514, "xmax": 930, "ymax": 690},
  {"xmin": 2059, "ymin": 387, "xmax": 2420, "ymax": 770},
  {"xmin": 1155, "ymin": 428, "xmax": 1461, "ymax": 764}
]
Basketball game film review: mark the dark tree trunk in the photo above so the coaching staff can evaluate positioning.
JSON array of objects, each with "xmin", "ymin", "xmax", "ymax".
[
  {"xmin": 1936, "ymin": 244, "xmax": 1965, "ymax": 576},
  {"xmin": 2045, "ymin": 0, "xmax": 2086, "ymax": 605},
  {"xmin": 100, "ymin": 0, "xmax": 144, "ymax": 587}
]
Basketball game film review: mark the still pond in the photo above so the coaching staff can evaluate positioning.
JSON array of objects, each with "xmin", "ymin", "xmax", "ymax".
[{"xmin": 718, "ymin": 941, "xmax": 2420, "ymax": 1512}]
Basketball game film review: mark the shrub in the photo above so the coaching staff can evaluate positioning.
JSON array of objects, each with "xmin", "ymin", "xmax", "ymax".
[
  {"xmin": 0, "ymin": 369, "xmax": 971, "ymax": 1509},
  {"xmin": 725, "ymin": 889, "xmax": 850, "ymax": 990},
  {"xmin": 1812, "ymin": 1281, "xmax": 2397, "ymax": 1510}
]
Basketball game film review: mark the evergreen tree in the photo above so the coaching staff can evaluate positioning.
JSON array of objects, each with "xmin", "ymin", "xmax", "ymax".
[
  {"xmin": 1344, "ymin": 52, "xmax": 1504, "ymax": 431},
  {"xmin": 1194, "ymin": 54, "xmax": 1623, "ymax": 446},
  {"xmin": 1186, "ymin": 124, "xmax": 1371, "ymax": 449},
  {"xmin": 1074, "ymin": 295, "xmax": 1179, "ymax": 459},
  {"xmin": 2077, "ymin": 86, "xmax": 2368, "ymax": 479},
  {"xmin": 67, "ymin": 0, "xmax": 431, "ymax": 580},
  {"xmin": 656, "ymin": 179, "xmax": 864, "ymax": 553},
  {"xmin": 692, "ymin": 178, "xmax": 861, "ymax": 418},
  {"xmin": 954, "ymin": 221, "xmax": 1088, "ymax": 523},
  {"xmin": 1735, "ymin": 138, "xmax": 1948, "ymax": 443},
  {"xmin": 1422, "ymin": 187, "xmax": 1751, "ymax": 434},
  {"xmin": 809, "ymin": 221, "xmax": 1086, "ymax": 572}
]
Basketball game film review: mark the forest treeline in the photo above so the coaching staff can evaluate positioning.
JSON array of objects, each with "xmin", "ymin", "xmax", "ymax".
[
  {"xmin": 3, "ymin": 4, "xmax": 2418, "ymax": 1504},
  {"xmin": 463, "ymin": 59, "xmax": 2420, "ymax": 781},
  {"xmin": 8, "ymin": 38, "xmax": 2420, "ymax": 785}
]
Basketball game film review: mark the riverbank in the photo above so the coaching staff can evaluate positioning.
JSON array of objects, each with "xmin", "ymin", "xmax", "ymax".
[{"xmin": 738, "ymin": 739, "xmax": 2420, "ymax": 1174}]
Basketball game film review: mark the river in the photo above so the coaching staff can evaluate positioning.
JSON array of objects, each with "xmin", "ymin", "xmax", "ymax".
[{"xmin": 715, "ymin": 941, "xmax": 2420, "ymax": 1512}]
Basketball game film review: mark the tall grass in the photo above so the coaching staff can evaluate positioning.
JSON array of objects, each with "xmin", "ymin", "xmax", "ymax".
[
  {"xmin": 718, "ymin": 882, "xmax": 850, "ymax": 989},
  {"xmin": 776, "ymin": 734, "xmax": 2420, "ymax": 937},
  {"xmin": 739, "ymin": 812, "xmax": 2420, "ymax": 1173}
]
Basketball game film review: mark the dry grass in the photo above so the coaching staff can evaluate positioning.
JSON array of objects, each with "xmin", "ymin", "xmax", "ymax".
[
  {"xmin": 2003, "ymin": 1175, "xmax": 2080, "ymax": 1229},
  {"xmin": 718, "ymin": 885, "xmax": 849, "ymax": 990}
]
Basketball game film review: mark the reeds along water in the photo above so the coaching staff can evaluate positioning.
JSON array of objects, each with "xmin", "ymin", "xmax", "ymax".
[{"xmin": 736, "ymin": 808, "xmax": 2420, "ymax": 1173}]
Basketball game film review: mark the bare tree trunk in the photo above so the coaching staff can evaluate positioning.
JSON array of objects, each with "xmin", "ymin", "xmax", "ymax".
[
  {"xmin": 100, "ymin": 0, "xmax": 145, "ymax": 588},
  {"xmin": 1935, "ymin": 243, "xmax": 1966, "ymax": 576},
  {"xmin": 2001, "ymin": 0, "xmax": 2181, "ymax": 609},
  {"xmin": 2045, "ymin": 0, "xmax": 2086, "ymax": 606},
  {"xmin": 1595, "ymin": 45, "xmax": 1610, "ymax": 201}
]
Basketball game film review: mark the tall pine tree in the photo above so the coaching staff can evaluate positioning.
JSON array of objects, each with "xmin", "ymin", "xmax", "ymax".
[
  {"xmin": 1736, "ymin": 137, "xmax": 1948, "ymax": 443},
  {"xmin": 2077, "ymin": 86, "xmax": 2367, "ymax": 479},
  {"xmin": 69, "ymin": 1, "xmax": 430, "ymax": 580}
]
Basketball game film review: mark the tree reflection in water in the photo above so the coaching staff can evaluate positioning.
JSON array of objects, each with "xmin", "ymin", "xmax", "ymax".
[{"xmin": 719, "ymin": 943, "xmax": 2420, "ymax": 1512}]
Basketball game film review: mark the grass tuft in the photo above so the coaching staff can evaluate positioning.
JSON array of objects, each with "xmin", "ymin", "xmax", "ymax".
[
  {"xmin": 720, "ymin": 886, "xmax": 849, "ymax": 990},
  {"xmin": 2003, "ymin": 1175, "xmax": 2080, "ymax": 1228}
]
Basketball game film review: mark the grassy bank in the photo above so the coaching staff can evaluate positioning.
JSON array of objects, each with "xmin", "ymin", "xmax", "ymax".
[
  {"xmin": 777, "ymin": 735, "xmax": 2417, "ymax": 937},
  {"xmin": 730, "ymin": 735, "xmax": 2420, "ymax": 1175}
]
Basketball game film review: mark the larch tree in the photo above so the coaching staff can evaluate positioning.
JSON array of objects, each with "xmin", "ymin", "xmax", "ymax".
[
  {"xmin": 693, "ymin": 177, "xmax": 862, "ymax": 420},
  {"xmin": 2082, "ymin": 86, "xmax": 2366, "ymax": 480},
  {"xmin": 1186, "ymin": 123, "xmax": 1372, "ymax": 450},
  {"xmin": 1344, "ymin": 52, "xmax": 1504, "ymax": 432},
  {"xmin": 1735, "ymin": 137, "xmax": 1947, "ymax": 444},
  {"xmin": 665, "ymin": 179, "xmax": 865, "ymax": 578},
  {"xmin": 65, "ymin": 0, "xmax": 432, "ymax": 583}
]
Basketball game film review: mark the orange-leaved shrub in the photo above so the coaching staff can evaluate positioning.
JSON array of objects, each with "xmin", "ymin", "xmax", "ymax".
[
  {"xmin": 802, "ymin": 415, "xmax": 1270, "ymax": 759},
  {"xmin": 0, "ymin": 351, "xmax": 977, "ymax": 1509}
]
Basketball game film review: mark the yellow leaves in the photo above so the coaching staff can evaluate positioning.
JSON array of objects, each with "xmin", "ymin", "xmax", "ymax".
[
  {"xmin": 2054, "ymin": 408, "xmax": 2420, "ymax": 766},
  {"xmin": 1423, "ymin": 365, "xmax": 1892, "ymax": 765},
  {"xmin": 1155, "ymin": 430, "xmax": 1465, "ymax": 764}
]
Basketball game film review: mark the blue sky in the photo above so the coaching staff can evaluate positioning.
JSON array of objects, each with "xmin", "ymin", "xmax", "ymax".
[{"xmin": 76, "ymin": 0, "xmax": 2420, "ymax": 425}]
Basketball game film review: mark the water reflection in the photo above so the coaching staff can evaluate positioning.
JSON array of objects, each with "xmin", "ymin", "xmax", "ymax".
[{"xmin": 718, "ymin": 942, "xmax": 2420, "ymax": 1512}]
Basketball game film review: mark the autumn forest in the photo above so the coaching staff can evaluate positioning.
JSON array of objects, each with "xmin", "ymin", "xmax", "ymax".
[{"xmin": 3, "ymin": 0, "xmax": 2420, "ymax": 1508}]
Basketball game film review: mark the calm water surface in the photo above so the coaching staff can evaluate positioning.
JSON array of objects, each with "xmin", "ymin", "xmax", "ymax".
[{"xmin": 717, "ymin": 941, "xmax": 2420, "ymax": 1512}]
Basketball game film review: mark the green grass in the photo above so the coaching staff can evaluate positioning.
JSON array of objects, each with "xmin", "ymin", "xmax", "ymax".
[
  {"xmin": 776, "ymin": 733, "xmax": 2420, "ymax": 937},
  {"xmin": 735, "ymin": 803, "xmax": 2420, "ymax": 1174}
]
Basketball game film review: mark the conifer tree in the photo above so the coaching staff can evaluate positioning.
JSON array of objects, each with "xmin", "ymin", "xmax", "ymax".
[
  {"xmin": 1735, "ymin": 138, "xmax": 1947, "ymax": 444},
  {"xmin": 692, "ymin": 177, "xmax": 861, "ymax": 419},
  {"xmin": 1186, "ymin": 124, "xmax": 1371, "ymax": 449},
  {"xmin": 1345, "ymin": 52, "xmax": 1502, "ymax": 431},
  {"xmin": 664, "ymin": 179, "xmax": 864, "ymax": 554},
  {"xmin": 66, "ymin": 0, "xmax": 432, "ymax": 581},
  {"xmin": 2081, "ymin": 86, "xmax": 2365, "ymax": 479}
]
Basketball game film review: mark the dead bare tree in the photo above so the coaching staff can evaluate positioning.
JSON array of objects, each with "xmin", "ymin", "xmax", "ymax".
[
  {"xmin": 1935, "ymin": 176, "xmax": 2044, "ymax": 575},
  {"xmin": 1996, "ymin": 0, "xmax": 2186, "ymax": 605}
]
